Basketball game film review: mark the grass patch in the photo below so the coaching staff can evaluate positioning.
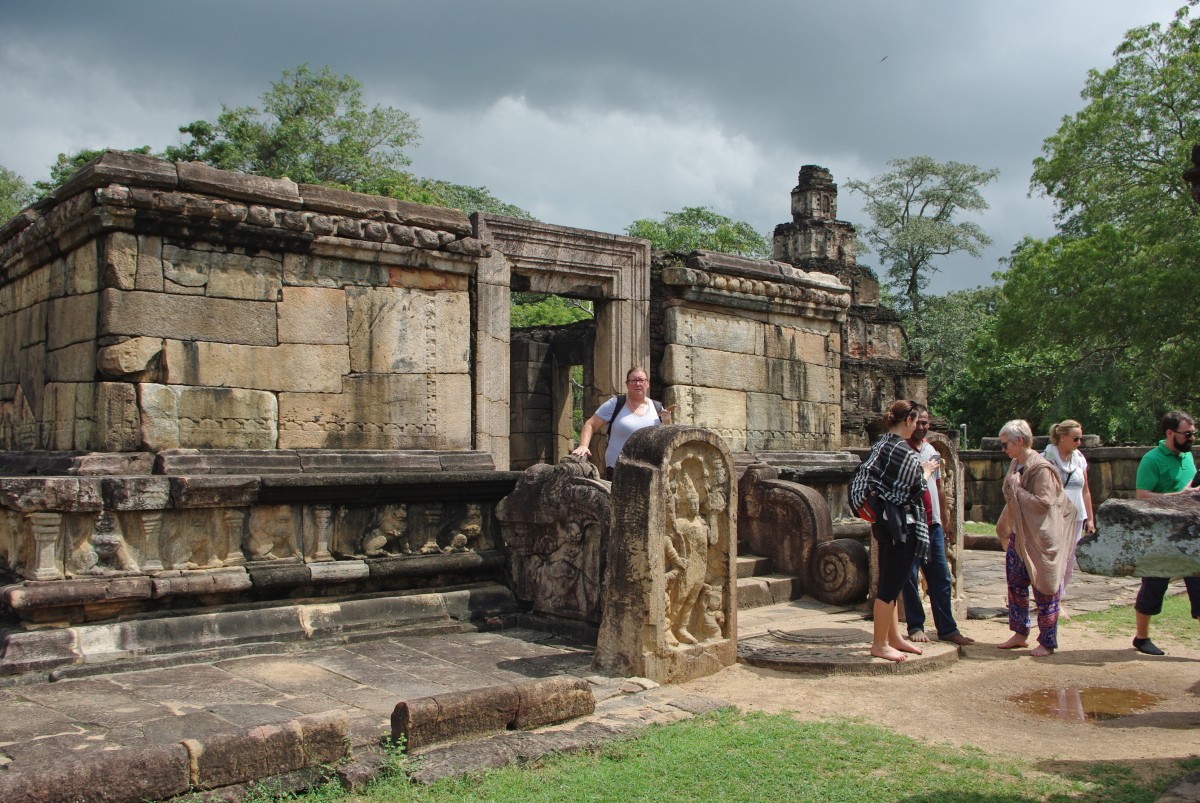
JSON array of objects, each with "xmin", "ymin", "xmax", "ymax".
[
  {"xmin": 963, "ymin": 520, "xmax": 996, "ymax": 536},
  {"xmin": 271, "ymin": 709, "xmax": 1196, "ymax": 802},
  {"xmin": 1069, "ymin": 593, "xmax": 1199, "ymax": 650}
]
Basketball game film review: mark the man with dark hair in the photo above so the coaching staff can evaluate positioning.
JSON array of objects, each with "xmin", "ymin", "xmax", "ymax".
[
  {"xmin": 1131, "ymin": 410, "xmax": 1199, "ymax": 655},
  {"xmin": 900, "ymin": 405, "xmax": 974, "ymax": 646}
]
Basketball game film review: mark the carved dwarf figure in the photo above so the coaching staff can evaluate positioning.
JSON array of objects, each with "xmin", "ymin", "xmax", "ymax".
[{"xmin": 361, "ymin": 505, "xmax": 409, "ymax": 557}]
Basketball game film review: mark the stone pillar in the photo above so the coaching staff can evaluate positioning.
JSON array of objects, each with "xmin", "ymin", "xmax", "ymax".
[
  {"xmin": 140, "ymin": 510, "xmax": 164, "ymax": 571},
  {"xmin": 308, "ymin": 505, "xmax": 334, "ymax": 562},
  {"xmin": 28, "ymin": 512, "xmax": 64, "ymax": 581},
  {"xmin": 471, "ymin": 236, "xmax": 512, "ymax": 470},
  {"xmin": 594, "ymin": 425, "xmax": 736, "ymax": 684}
]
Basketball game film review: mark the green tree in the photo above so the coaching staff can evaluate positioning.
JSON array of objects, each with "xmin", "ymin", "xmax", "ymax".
[
  {"xmin": 0, "ymin": 165, "xmax": 35, "ymax": 222},
  {"xmin": 909, "ymin": 285, "xmax": 1000, "ymax": 414},
  {"xmin": 625, "ymin": 206, "xmax": 770, "ymax": 258},
  {"xmin": 846, "ymin": 157, "xmax": 998, "ymax": 337},
  {"xmin": 165, "ymin": 64, "xmax": 419, "ymax": 191},
  {"xmin": 975, "ymin": 3, "xmax": 1200, "ymax": 442}
]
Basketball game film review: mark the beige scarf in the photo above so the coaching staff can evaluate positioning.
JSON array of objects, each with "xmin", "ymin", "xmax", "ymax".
[{"xmin": 997, "ymin": 452, "xmax": 1078, "ymax": 595}]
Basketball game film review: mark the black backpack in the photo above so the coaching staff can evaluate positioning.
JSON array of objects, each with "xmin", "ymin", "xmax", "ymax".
[{"xmin": 607, "ymin": 395, "xmax": 665, "ymax": 432}]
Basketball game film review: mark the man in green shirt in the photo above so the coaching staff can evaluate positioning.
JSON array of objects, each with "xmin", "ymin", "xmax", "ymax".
[{"xmin": 1132, "ymin": 410, "xmax": 1200, "ymax": 655}]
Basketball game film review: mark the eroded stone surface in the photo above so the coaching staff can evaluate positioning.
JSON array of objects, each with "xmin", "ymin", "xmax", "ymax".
[{"xmin": 1077, "ymin": 495, "xmax": 1200, "ymax": 577}]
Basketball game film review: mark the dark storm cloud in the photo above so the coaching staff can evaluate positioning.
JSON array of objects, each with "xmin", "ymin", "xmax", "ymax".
[{"xmin": 0, "ymin": 1, "xmax": 1186, "ymax": 291}]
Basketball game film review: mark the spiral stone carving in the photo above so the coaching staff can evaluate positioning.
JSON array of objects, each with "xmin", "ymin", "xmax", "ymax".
[{"xmin": 808, "ymin": 537, "xmax": 868, "ymax": 605}]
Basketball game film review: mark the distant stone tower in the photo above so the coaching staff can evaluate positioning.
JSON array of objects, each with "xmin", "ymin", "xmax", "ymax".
[{"xmin": 773, "ymin": 166, "xmax": 927, "ymax": 447}]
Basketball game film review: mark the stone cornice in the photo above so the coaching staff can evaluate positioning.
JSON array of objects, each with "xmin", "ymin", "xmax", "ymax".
[
  {"xmin": 0, "ymin": 151, "xmax": 487, "ymax": 281},
  {"xmin": 658, "ymin": 249, "xmax": 851, "ymax": 319}
]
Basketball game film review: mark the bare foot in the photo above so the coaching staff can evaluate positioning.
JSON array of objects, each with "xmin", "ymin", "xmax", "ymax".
[
  {"xmin": 909, "ymin": 630, "xmax": 931, "ymax": 643},
  {"xmin": 870, "ymin": 645, "xmax": 909, "ymax": 662},
  {"xmin": 1030, "ymin": 644, "xmax": 1055, "ymax": 657},
  {"xmin": 945, "ymin": 633, "xmax": 976, "ymax": 646},
  {"xmin": 997, "ymin": 634, "xmax": 1028, "ymax": 649},
  {"xmin": 890, "ymin": 638, "xmax": 923, "ymax": 655}
]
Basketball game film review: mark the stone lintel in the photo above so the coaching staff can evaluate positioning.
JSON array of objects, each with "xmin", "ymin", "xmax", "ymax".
[
  {"xmin": 177, "ymin": 160, "xmax": 302, "ymax": 208},
  {"xmin": 0, "ymin": 451, "xmax": 154, "ymax": 477},
  {"xmin": 168, "ymin": 475, "xmax": 262, "ymax": 508},
  {"xmin": 0, "ymin": 477, "xmax": 103, "ymax": 512}
]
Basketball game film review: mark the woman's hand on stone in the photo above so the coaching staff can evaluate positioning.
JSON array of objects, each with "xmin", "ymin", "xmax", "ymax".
[{"xmin": 571, "ymin": 445, "xmax": 591, "ymax": 458}]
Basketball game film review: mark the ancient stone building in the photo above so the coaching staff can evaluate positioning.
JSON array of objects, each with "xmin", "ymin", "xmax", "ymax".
[{"xmin": 773, "ymin": 165, "xmax": 927, "ymax": 447}]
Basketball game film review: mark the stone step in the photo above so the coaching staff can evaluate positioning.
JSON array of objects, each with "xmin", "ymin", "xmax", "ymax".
[
  {"xmin": 737, "ymin": 574, "xmax": 803, "ymax": 610},
  {"xmin": 736, "ymin": 554, "xmax": 774, "ymax": 579}
]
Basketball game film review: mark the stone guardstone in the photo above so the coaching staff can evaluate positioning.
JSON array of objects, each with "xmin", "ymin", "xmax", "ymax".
[
  {"xmin": 593, "ymin": 425, "xmax": 737, "ymax": 684},
  {"xmin": 1076, "ymin": 495, "xmax": 1200, "ymax": 577}
]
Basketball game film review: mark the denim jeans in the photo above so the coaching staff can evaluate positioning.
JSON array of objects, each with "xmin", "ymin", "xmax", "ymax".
[{"xmin": 901, "ymin": 522, "xmax": 961, "ymax": 638}]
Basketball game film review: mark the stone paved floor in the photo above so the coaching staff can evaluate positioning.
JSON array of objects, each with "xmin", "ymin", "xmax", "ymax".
[{"xmin": 0, "ymin": 550, "xmax": 1156, "ymax": 795}]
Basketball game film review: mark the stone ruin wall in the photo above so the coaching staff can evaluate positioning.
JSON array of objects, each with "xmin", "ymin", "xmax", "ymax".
[
  {"xmin": 773, "ymin": 165, "xmax": 927, "ymax": 448},
  {"xmin": 0, "ymin": 151, "xmax": 486, "ymax": 455},
  {"xmin": 650, "ymin": 250, "xmax": 850, "ymax": 453}
]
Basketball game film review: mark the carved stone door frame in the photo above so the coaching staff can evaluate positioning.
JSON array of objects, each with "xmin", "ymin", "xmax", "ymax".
[{"xmin": 473, "ymin": 214, "xmax": 651, "ymax": 470}]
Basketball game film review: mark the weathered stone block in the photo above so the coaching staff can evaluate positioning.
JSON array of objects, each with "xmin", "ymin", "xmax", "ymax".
[
  {"xmin": 100, "ymin": 289, "xmax": 277, "ymax": 346},
  {"xmin": 1077, "ymin": 496, "xmax": 1200, "ymax": 577},
  {"xmin": 672, "ymin": 387, "xmax": 747, "ymax": 437},
  {"xmin": 135, "ymin": 234, "xmax": 164, "ymax": 291},
  {"xmin": 763, "ymin": 324, "xmax": 831, "ymax": 365},
  {"xmin": 277, "ymin": 286, "xmax": 348, "ymax": 345},
  {"xmin": 663, "ymin": 306, "xmax": 762, "ymax": 355},
  {"xmin": 178, "ymin": 160, "xmax": 303, "ymax": 208},
  {"xmin": 282, "ymin": 253, "xmax": 389, "ymax": 288},
  {"xmin": 139, "ymin": 383, "xmax": 278, "ymax": 450},
  {"xmin": 162, "ymin": 340, "xmax": 349, "ymax": 393},
  {"xmin": 668, "ymin": 344, "xmax": 775, "ymax": 393},
  {"xmin": 0, "ymin": 738, "xmax": 191, "ymax": 803},
  {"xmin": 97, "ymin": 336, "xmax": 163, "ymax": 377},
  {"xmin": 184, "ymin": 713, "xmax": 347, "ymax": 790},
  {"xmin": 83, "ymin": 382, "xmax": 141, "ymax": 451},
  {"xmin": 346, "ymin": 286, "xmax": 470, "ymax": 374},
  {"xmin": 45, "ymin": 341, "xmax": 95, "ymax": 382},
  {"xmin": 278, "ymin": 373, "xmax": 470, "ymax": 450},
  {"xmin": 104, "ymin": 231, "xmax": 138, "ymax": 289},
  {"xmin": 46, "ymin": 292, "xmax": 98, "ymax": 350},
  {"xmin": 162, "ymin": 243, "xmax": 284, "ymax": 301}
]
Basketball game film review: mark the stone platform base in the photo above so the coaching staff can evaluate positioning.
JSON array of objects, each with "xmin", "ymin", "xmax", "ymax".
[
  {"xmin": 737, "ymin": 626, "xmax": 960, "ymax": 675},
  {"xmin": 0, "ymin": 582, "xmax": 519, "ymax": 680}
]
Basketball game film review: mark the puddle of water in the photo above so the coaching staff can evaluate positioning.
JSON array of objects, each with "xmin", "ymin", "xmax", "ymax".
[{"xmin": 1009, "ymin": 687, "xmax": 1164, "ymax": 722}]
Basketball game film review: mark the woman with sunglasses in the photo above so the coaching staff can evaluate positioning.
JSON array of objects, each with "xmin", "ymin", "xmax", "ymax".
[
  {"xmin": 1042, "ymin": 419, "xmax": 1096, "ymax": 598},
  {"xmin": 996, "ymin": 419, "xmax": 1078, "ymax": 656}
]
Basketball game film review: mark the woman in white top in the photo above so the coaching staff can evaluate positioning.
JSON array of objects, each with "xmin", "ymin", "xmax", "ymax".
[
  {"xmin": 1042, "ymin": 419, "xmax": 1096, "ymax": 596},
  {"xmin": 572, "ymin": 367, "xmax": 672, "ymax": 479}
]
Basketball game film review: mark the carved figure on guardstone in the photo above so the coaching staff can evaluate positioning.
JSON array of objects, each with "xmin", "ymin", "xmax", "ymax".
[
  {"xmin": 361, "ymin": 505, "xmax": 409, "ymax": 557},
  {"xmin": 245, "ymin": 505, "xmax": 299, "ymax": 561},
  {"xmin": 666, "ymin": 464, "xmax": 709, "ymax": 646},
  {"xmin": 89, "ymin": 511, "xmax": 138, "ymax": 574}
]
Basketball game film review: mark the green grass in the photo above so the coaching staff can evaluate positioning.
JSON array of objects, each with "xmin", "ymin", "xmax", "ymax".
[
  {"xmin": 1069, "ymin": 592, "xmax": 1200, "ymax": 650},
  {"xmin": 963, "ymin": 520, "xmax": 996, "ymax": 536},
  {"xmin": 264, "ymin": 709, "xmax": 1197, "ymax": 802}
]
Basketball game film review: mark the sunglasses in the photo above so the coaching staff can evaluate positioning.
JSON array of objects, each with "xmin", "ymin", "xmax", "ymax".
[
  {"xmin": 1071, "ymin": 436, "xmax": 1082, "ymax": 443},
  {"xmin": 1175, "ymin": 430, "xmax": 1197, "ymax": 440}
]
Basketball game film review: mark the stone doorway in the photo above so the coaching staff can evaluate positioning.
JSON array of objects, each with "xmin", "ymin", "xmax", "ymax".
[{"xmin": 473, "ymin": 214, "xmax": 651, "ymax": 471}]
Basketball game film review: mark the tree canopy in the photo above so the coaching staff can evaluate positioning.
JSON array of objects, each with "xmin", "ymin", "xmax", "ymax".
[
  {"xmin": 165, "ymin": 64, "xmax": 419, "ymax": 191},
  {"xmin": 30, "ymin": 65, "xmax": 532, "ymax": 222},
  {"xmin": 0, "ymin": 166, "xmax": 35, "ymax": 223},
  {"xmin": 846, "ymin": 157, "xmax": 998, "ymax": 328},
  {"xmin": 965, "ymin": 3, "xmax": 1200, "ymax": 442},
  {"xmin": 625, "ymin": 206, "xmax": 771, "ymax": 258}
]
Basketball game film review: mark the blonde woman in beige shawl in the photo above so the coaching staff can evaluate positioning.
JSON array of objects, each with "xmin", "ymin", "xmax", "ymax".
[{"xmin": 995, "ymin": 419, "xmax": 1078, "ymax": 656}]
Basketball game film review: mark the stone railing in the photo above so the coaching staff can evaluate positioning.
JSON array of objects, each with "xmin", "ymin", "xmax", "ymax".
[
  {"xmin": 0, "ymin": 450, "xmax": 521, "ymax": 674},
  {"xmin": 961, "ymin": 443, "xmax": 1148, "ymax": 523}
]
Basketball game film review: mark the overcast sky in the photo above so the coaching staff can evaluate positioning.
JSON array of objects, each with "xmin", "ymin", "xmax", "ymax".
[{"xmin": 0, "ymin": 1, "xmax": 1185, "ymax": 292}]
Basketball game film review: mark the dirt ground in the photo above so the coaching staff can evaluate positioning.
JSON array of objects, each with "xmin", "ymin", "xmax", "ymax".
[{"xmin": 680, "ymin": 615, "xmax": 1200, "ymax": 776}]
